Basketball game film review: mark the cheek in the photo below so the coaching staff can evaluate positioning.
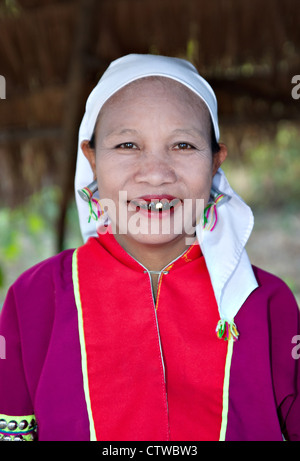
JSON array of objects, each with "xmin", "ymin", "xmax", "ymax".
[
  {"xmin": 95, "ymin": 157, "xmax": 119, "ymax": 197},
  {"xmin": 186, "ymin": 159, "xmax": 214, "ymax": 197}
]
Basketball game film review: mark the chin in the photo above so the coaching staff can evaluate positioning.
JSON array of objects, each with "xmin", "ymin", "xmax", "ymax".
[
  {"xmin": 115, "ymin": 209, "xmax": 197, "ymax": 248},
  {"xmin": 125, "ymin": 231, "xmax": 192, "ymax": 248}
]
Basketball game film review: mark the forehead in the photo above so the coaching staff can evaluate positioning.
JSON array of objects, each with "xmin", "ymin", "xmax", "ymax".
[
  {"xmin": 107, "ymin": 76, "xmax": 202, "ymax": 102},
  {"xmin": 96, "ymin": 76, "xmax": 210, "ymax": 127}
]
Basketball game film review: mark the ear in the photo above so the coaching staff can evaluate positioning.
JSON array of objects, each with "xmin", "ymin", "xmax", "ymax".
[
  {"xmin": 212, "ymin": 143, "xmax": 227, "ymax": 176},
  {"xmin": 81, "ymin": 140, "xmax": 97, "ymax": 177}
]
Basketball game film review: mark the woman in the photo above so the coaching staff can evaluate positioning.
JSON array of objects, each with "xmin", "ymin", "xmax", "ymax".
[{"xmin": 0, "ymin": 54, "xmax": 299, "ymax": 441}]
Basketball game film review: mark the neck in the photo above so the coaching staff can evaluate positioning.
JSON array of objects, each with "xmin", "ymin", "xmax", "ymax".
[{"xmin": 114, "ymin": 233, "xmax": 196, "ymax": 271}]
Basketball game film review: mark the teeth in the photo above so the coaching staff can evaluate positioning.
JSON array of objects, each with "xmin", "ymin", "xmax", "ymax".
[
  {"xmin": 147, "ymin": 198, "xmax": 180, "ymax": 211},
  {"xmin": 130, "ymin": 198, "xmax": 181, "ymax": 212},
  {"xmin": 169, "ymin": 198, "xmax": 180, "ymax": 208},
  {"xmin": 148, "ymin": 201, "xmax": 157, "ymax": 210}
]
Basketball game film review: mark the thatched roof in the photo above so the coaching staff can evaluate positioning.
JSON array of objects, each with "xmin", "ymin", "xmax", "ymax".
[{"xmin": 0, "ymin": 0, "xmax": 299, "ymax": 246}]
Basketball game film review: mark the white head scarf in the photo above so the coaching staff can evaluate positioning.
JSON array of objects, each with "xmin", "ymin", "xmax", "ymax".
[{"xmin": 74, "ymin": 53, "xmax": 258, "ymax": 331}]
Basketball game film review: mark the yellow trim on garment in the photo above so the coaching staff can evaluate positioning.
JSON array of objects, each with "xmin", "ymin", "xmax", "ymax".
[
  {"xmin": 219, "ymin": 338, "xmax": 234, "ymax": 441},
  {"xmin": 72, "ymin": 249, "xmax": 97, "ymax": 441}
]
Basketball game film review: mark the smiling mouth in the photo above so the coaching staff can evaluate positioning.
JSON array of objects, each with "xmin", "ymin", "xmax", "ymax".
[{"xmin": 129, "ymin": 197, "xmax": 181, "ymax": 212}]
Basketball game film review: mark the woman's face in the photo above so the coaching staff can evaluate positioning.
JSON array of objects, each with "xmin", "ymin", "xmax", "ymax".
[{"xmin": 82, "ymin": 77, "xmax": 227, "ymax": 254}]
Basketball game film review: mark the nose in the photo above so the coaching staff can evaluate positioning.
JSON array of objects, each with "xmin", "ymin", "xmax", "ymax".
[{"xmin": 134, "ymin": 149, "xmax": 177, "ymax": 186}]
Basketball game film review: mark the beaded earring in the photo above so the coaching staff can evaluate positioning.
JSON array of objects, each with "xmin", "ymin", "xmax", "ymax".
[
  {"xmin": 203, "ymin": 188, "xmax": 224, "ymax": 231},
  {"xmin": 77, "ymin": 180, "xmax": 103, "ymax": 222}
]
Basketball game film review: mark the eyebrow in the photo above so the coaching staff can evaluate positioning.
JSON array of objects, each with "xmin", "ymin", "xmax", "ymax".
[
  {"xmin": 104, "ymin": 128, "xmax": 140, "ymax": 139},
  {"xmin": 170, "ymin": 128, "xmax": 206, "ymax": 138},
  {"xmin": 104, "ymin": 127, "xmax": 206, "ymax": 139}
]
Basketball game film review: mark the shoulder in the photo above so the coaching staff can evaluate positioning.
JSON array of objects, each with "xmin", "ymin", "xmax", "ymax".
[
  {"xmin": 235, "ymin": 266, "xmax": 299, "ymax": 354},
  {"xmin": 11, "ymin": 249, "xmax": 75, "ymax": 304},
  {"xmin": 252, "ymin": 265, "xmax": 297, "ymax": 302},
  {"xmin": 248, "ymin": 265, "xmax": 299, "ymax": 327},
  {"xmin": 15, "ymin": 249, "xmax": 74, "ymax": 284}
]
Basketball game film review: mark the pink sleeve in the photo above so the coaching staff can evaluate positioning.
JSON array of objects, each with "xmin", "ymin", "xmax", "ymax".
[
  {"xmin": 269, "ymin": 280, "xmax": 300, "ymax": 440},
  {"xmin": 0, "ymin": 287, "xmax": 37, "ymax": 440}
]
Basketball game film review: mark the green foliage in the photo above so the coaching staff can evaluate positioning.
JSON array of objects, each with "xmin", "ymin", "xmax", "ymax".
[
  {"xmin": 0, "ymin": 187, "xmax": 58, "ymax": 260},
  {"xmin": 0, "ymin": 0, "xmax": 21, "ymax": 17},
  {"xmin": 0, "ymin": 265, "xmax": 4, "ymax": 289},
  {"xmin": 222, "ymin": 122, "xmax": 300, "ymax": 301},
  {"xmin": 246, "ymin": 124, "xmax": 300, "ymax": 208},
  {"xmin": 0, "ymin": 186, "xmax": 82, "ymax": 307},
  {"xmin": 223, "ymin": 123, "xmax": 300, "ymax": 210},
  {"xmin": 0, "ymin": 187, "xmax": 59, "ymax": 304}
]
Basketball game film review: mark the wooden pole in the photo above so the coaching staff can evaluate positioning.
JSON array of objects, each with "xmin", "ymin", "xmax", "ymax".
[{"xmin": 56, "ymin": 0, "xmax": 96, "ymax": 252}]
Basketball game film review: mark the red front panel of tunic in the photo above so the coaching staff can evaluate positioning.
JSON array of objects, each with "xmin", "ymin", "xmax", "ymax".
[
  {"xmin": 155, "ymin": 245, "xmax": 228, "ymax": 440},
  {"xmin": 75, "ymin": 231, "xmax": 229, "ymax": 441}
]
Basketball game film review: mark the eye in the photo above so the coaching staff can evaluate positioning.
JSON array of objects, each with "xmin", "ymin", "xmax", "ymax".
[
  {"xmin": 115, "ymin": 142, "xmax": 138, "ymax": 149},
  {"xmin": 173, "ymin": 142, "xmax": 195, "ymax": 150}
]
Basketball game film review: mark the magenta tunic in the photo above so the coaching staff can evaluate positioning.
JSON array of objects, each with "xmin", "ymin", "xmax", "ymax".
[{"xmin": 0, "ymin": 232, "xmax": 299, "ymax": 441}]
